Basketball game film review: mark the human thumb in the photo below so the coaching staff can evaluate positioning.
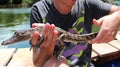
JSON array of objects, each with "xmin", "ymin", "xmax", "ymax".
[{"xmin": 93, "ymin": 19, "xmax": 102, "ymax": 26}]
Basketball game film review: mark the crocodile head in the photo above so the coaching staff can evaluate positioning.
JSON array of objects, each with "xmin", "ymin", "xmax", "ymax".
[{"xmin": 1, "ymin": 30, "xmax": 31, "ymax": 45}]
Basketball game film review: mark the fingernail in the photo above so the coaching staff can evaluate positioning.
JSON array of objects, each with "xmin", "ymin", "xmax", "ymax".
[
  {"xmin": 54, "ymin": 30, "xmax": 58, "ymax": 35},
  {"xmin": 34, "ymin": 31, "xmax": 39, "ymax": 37},
  {"xmin": 45, "ymin": 23, "xmax": 50, "ymax": 29},
  {"xmin": 32, "ymin": 23, "xmax": 38, "ymax": 28},
  {"xmin": 51, "ymin": 24, "xmax": 55, "ymax": 30}
]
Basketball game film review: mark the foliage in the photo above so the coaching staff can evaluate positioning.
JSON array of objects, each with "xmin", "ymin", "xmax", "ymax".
[
  {"xmin": 0, "ymin": 12, "xmax": 29, "ymax": 27},
  {"xmin": 103, "ymin": 0, "xmax": 120, "ymax": 2},
  {"xmin": 0, "ymin": 0, "xmax": 40, "ymax": 5}
]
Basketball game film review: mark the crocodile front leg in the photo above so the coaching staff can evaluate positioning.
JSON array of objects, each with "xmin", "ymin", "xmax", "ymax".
[
  {"xmin": 29, "ymin": 33, "xmax": 65, "ymax": 61},
  {"xmin": 29, "ymin": 34, "xmax": 44, "ymax": 52}
]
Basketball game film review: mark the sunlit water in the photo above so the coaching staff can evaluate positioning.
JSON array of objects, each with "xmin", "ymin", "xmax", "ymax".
[{"xmin": 0, "ymin": 8, "xmax": 31, "ymax": 48}]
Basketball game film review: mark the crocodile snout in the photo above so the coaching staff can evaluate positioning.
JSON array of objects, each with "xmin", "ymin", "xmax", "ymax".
[{"xmin": 1, "ymin": 41, "xmax": 8, "ymax": 45}]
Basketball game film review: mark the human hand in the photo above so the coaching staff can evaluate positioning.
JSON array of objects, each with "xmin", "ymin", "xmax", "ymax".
[
  {"xmin": 31, "ymin": 23, "xmax": 58, "ymax": 67},
  {"xmin": 43, "ymin": 56, "xmax": 69, "ymax": 67},
  {"xmin": 90, "ymin": 14, "xmax": 120, "ymax": 44}
]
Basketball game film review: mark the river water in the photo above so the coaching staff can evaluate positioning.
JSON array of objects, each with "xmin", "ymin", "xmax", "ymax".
[{"xmin": 0, "ymin": 8, "xmax": 31, "ymax": 48}]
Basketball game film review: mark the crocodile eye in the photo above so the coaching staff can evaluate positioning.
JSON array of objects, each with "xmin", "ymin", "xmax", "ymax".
[{"xmin": 13, "ymin": 31, "xmax": 19, "ymax": 37}]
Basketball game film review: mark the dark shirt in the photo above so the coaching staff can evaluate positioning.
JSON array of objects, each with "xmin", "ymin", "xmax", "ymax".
[{"xmin": 30, "ymin": 0, "xmax": 111, "ymax": 66}]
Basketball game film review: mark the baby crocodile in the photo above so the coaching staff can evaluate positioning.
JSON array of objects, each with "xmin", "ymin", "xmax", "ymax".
[{"xmin": 1, "ymin": 23, "xmax": 98, "ymax": 60}]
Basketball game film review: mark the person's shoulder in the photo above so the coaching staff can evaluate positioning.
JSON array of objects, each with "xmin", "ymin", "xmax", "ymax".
[
  {"xmin": 32, "ymin": 0, "xmax": 52, "ymax": 7},
  {"xmin": 75, "ymin": 0, "xmax": 85, "ymax": 6},
  {"xmin": 82, "ymin": 0, "xmax": 104, "ymax": 4},
  {"xmin": 77, "ymin": 0, "xmax": 84, "ymax": 3},
  {"xmin": 76, "ymin": 0, "xmax": 87, "ymax": 4}
]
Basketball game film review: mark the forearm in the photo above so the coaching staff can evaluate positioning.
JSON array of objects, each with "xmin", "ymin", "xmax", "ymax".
[
  {"xmin": 112, "ymin": 10, "xmax": 120, "ymax": 26},
  {"xmin": 34, "ymin": 47, "xmax": 53, "ymax": 67},
  {"xmin": 107, "ymin": 10, "xmax": 120, "ymax": 29},
  {"xmin": 109, "ymin": 5, "xmax": 120, "ymax": 26},
  {"xmin": 32, "ymin": 23, "xmax": 58, "ymax": 67}
]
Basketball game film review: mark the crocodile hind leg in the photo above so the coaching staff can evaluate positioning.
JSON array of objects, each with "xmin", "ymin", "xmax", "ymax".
[{"xmin": 54, "ymin": 34, "xmax": 65, "ymax": 61}]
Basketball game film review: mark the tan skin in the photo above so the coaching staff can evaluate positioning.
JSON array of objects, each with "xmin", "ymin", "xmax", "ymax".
[
  {"xmin": 90, "ymin": 5, "xmax": 120, "ymax": 43},
  {"xmin": 31, "ymin": 0, "xmax": 120, "ymax": 67},
  {"xmin": 32, "ymin": 23, "xmax": 69, "ymax": 67}
]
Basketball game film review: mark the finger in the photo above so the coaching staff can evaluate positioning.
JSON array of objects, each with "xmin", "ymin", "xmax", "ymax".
[
  {"xmin": 44, "ymin": 24, "xmax": 55, "ymax": 47},
  {"xmin": 32, "ymin": 23, "xmax": 40, "ymax": 28},
  {"xmin": 43, "ymin": 23, "xmax": 50, "ymax": 36},
  {"xmin": 99, "ymin": 32, "xmax": 115, "ymax": 43},
  {"xmin": 93, "ymin": 19, "xmax": 102, "ymax": 26},
  {"xmin": 31, "ymin": 31, "xmax": 41, "ymax": 54},
  {"xmin": 51, "ymin": 30, "xmax": 58, "ymax": 45},
  {"xmin": 98, "ymin": 33, "xmax": 109, "ymax": 43},
  {"xmin": 41, "ymin": 23, "xmax": 51, "ymax": 47},
  {"xmin": 47, "ymin": 30, "xmax": 58, "ymax": 54},
  {"xmin": 90, "ymin": 32, "xmax": 104, "ymax": 44},
  {"xmin": 31, "ymin": 31, "xmax": 40, "ymax": 46},
  {"xmin": 47, "ymin": 24, "xmax": 55, "ymax": 46},
  {"xmin": 50, "ymin": 30, "xmax": 58, "ymax": 51}
]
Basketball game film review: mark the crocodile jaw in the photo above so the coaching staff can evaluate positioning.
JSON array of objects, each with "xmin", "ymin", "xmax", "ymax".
[{"xmin": 1, "ymin": 30, "xmax": 31, "ymax": 45}]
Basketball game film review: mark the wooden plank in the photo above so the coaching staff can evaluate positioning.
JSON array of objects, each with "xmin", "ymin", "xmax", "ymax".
[
  {"xmin": 92, "ymin": 52, "xmax": 120, "ymax": 65},
  {"xmin": 92, "ymin": 43, "xmax": 119, "ymax": 57},
  {"xmin": 8, "ymin": 48, "xmax": 34, "ymax": 66},
  {"xmin": 0, "ymin": 48, "xmax": 16, "ymax": 66},
  {"xmin": 109, "ymin": 40, "xmax": 120, "ymax": 50},
  {"xmin": 91, "ymin": 50, "xmax": 98, "ymax": 61}
]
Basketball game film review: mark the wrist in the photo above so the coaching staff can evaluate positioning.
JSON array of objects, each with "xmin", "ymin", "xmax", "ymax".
[
  {"xmin": 33, "ymin": 47, "xmax": 53, "ymax": 67},
  {"xmin": 112, "ymin": 11, "xmax": 120, "ymax": 26},
  {"xmin": 116, "ymin": 11, "xmax": 120, "ymax": 26}
]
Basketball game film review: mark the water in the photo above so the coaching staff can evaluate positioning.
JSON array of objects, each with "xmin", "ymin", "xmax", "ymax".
[{"xmin": 0, "ymin": 8, "xmax": 31, "ymax": 48}]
